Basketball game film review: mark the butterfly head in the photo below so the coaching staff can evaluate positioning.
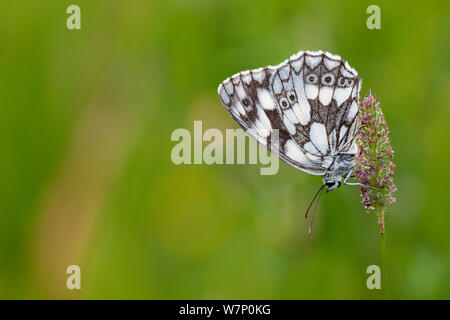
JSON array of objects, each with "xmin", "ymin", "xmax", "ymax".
[{"xmin": 324, "ymin": 180, "xmax": 341, "ymax": 192}]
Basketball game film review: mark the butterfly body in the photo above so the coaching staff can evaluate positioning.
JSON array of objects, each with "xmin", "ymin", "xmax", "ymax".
[
  {"xmin": 323, "ymin": 153, "xmax": 355, "ymax": 191},
  {"xmin": 218, "ymin": 50, "xmax": 361, "ymax": 191}
]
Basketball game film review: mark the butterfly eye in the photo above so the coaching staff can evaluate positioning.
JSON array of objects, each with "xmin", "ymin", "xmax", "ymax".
[
  {"xmin": 325, "ymin": 181, "xmax": 335, "ymax": 187},
  {"xmin": 279, "ymin": 97, "xmax": 289, "ymax": 109},
  {"xmin": 346, "ymin": 79, "xmax": 354, "ymax": 86},
  {"xmin": 321, "ymin": 73, "xmax": 335, "ymax": 86},
  {"xmin": 288, "ymin": 91, "xmax": 297, "ymax": 103},
  {"xmin": 306, "ymin": 73, "xmax": 318, "ymax": 84}
]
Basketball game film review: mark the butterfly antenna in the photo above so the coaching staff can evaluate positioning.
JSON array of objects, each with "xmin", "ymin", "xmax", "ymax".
[
  {"xmin": 308, "ymin": 184, "xmax": 326, "ymax": 239},
  {"xmin": 304, "ymin": 184, "xmax": 326, "ymax": 219}
]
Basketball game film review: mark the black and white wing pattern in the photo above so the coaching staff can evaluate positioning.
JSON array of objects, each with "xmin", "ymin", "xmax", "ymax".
[{"xmin": 217, "ymin": 50, "xmax": 361, "ymax": 176}]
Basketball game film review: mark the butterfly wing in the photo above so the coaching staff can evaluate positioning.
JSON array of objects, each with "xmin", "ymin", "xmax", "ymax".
[
  {"xmin": 269, "ymin": 51, "xmax": 361, "ymax": 165},
  {"xmin": 217, "ymin": 50, "xmax": 361, "ymax": 175},
  {"xmin": 218, "ymin": 67, "xmax": 326, "ymax": 175}
]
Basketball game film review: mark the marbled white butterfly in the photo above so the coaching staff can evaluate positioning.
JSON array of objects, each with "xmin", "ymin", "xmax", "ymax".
[{"xmin": 217, "ymin": 50, "xmax": 362, "ymax": 237}]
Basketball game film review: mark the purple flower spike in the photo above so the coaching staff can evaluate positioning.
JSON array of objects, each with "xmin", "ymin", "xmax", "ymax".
[{"xmin": 354, "ymin": 91, "xmax": 397, "ymax": 233}]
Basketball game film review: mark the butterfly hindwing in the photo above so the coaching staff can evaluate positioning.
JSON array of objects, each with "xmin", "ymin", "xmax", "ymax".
[{"xmin": 218, "ymin": 67, "xmax": 326, "ymax": 175}]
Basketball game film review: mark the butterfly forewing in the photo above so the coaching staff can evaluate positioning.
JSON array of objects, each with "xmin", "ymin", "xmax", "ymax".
[{"xmin": 218, "ymin": 50, "xmax": 361, "ymax": 175}]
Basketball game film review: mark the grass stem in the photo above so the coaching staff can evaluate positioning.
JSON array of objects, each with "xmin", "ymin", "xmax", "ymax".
[{"xmin": 378, "ymin": 210, "xmax": 389, "ymax": 299}]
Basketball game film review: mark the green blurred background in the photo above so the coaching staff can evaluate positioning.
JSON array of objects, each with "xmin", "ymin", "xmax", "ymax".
[{"xmin": 0, "ymin": 0, "xmax": 449, "ymax": 299}]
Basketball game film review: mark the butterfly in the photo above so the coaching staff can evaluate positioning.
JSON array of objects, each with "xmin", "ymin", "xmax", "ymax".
[{"xmin": 217, "ymin": 50, "xmax": 362, "ymax": 238}]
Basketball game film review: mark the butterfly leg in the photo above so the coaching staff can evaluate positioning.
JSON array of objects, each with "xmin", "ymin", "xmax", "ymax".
[
  {"xmin": 343, "ymin": 168, "xmax": 377, "ymax": 189},
  {"xmin": 343, "ymin": 182, "xmax": 361, "ymax": 186},
  {"xmin": 343, "ymin": 167, "xmax": 364, "ymax": 186},
  {"xmin": 343, "ymin": 167, "xmax": 355, "ymax": 185}
]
